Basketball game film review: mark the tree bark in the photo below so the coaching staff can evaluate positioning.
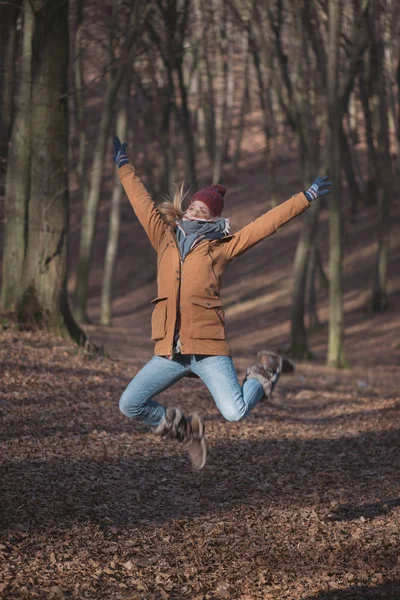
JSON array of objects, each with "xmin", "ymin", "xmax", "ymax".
[
  {"xmin": 290, "ymin": 200, "xmax": 320, "ymax": 358},
  {"xmin": 1, "ymin": 0, "xmax": 34, "ymax": 311},
  {"xmin": 370, "ymin": 0, "xmax": 392, "ymax": 312},
  {"xmin": 73, "ymin": 0, "xmax": 87, "ymax": 187},
  {"xmin": 16, "ymin": 0, "xmax": 89, "ymax": 347},
  {"xmin": 193, "ymin": 0, "xmax": 215, "ymax": 165},
  {"xmin": 232, "ymin": 20, "xmax": 250, "ymax": 173},
  {"xmin": 212, "ymin": 3, "xmax": 234, "ymax": 182},
  {"xmin": 175, "ymin": 59, "xmax": 198, "ymax": 189},
  {"xmin": 340, "ymin": 122, "xmax": 362, "ymax": 218},
  {"xmin": 287, "ymin": 0, "xmax": 320, "ymax": 358},
  {"xmin": 359, "ymin": 56, "xmax": 378, "ymax": 206},
  {"xmin": 327, "ymin": 0, "xmax": 346, "ymax": 368},
  {"xmin": 306, "ymin": 243, "xmax": 321, "ymax": 331},
  {"xmin": 0, "ymin": 1, "xmax": 20, "ymax": 158}
]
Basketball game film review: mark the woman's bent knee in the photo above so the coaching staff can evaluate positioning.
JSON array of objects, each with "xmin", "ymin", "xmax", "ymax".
[
  {"xmin": 119, "ymin": 392, "xmax": 144, "ymax": 419},
  {"xmin": 221, "ymin": 405, "xmax": 246, "ymax": 422}
]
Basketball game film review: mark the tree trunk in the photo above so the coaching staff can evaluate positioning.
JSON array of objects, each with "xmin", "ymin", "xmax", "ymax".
[
  {"xmin": 100, "ymin": 89, "xmax": 129, "ymax": 325},
  {"xmin": 193, "ymin": 0, "xmax": 215, "ymax": 165},
  {"xmin": 359, "ymin": 56, "xmax": 378, "ymax": 206},
  {"xmin": 212, "ymin": 5, "xmax": 234, "ymax": 182},
  {"xmin": 289, "ymin": 0, "xmax": 320, "ymax": 359},
  {"xmin": 0, "ymin": 1, "xmax": 20, "ymax": 162},
  {"xmin": 159, "ymin": 62, "xmax": 176, "ymax": 195},
  {"xmin": 16, "ymin": 0, "xmax": 88, "ymax": 347},
  {"xmin": 175, "ymin": 59, "xmax": 198, "ymax": 189},
  {"xmin": 290, "ymin": 200, "xmax": 320, "ymax": 358},
  {"xmin": 306, "ymin": 243, "xmax": 321, "ymax": 330},
  {"xmin": 340, "ymin": 122, "xmax": 361, "ymax": 219},
  {"xmin": 1, "ymin": 0, "xmax": 34, "ymax": 311},
  {"xmin": 73, "ymin": 0, "xmax": 87, "ymax": 187},
  {"xmin": 232, "ymin": 25, "xmax": 250, "ymax": 173},
  {"xmin": 327, "ymin": 0, "xmax": 346, "ymax": 368},
  {"xmin": 73, "ymin": 9, "xmax": 140, "ymax": 323},
  {"xmin": 370, "ymin": 0, "xmax": 392, "ymax": 312}
]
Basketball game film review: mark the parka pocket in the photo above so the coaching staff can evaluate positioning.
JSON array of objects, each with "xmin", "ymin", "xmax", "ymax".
[
  {"xmin": 150, "ymin": 296, "xmax": 168, "ymax": 340},
  {"xmin": 190, "ymin": 296, "xmax": 226, "ymax": 340}
]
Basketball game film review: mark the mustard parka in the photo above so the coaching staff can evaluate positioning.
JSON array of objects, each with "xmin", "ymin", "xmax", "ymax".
[{"xmin": 119, "ymin": 164, "xmax": 310, "ymax": 357}]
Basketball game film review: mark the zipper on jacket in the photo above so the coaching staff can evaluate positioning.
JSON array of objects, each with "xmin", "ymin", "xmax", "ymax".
[
  {"xmin": 157, "ymin": 241, "xmax": 170, "ymax": 269},
  {"xmin": 170, "ymin": 226, "xmax": 184, "ymax": 353}
]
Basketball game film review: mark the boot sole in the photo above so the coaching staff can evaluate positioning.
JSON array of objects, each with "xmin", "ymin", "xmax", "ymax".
[{"xmin": 187, "ymin": 414, "xmax": 207, "ymax": 470}]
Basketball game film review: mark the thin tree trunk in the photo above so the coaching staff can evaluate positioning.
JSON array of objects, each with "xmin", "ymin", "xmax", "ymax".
[
  {"xmin": 1, "ymin": 0, "xmax": 34, "ymax": 311},
  {"xmin": 159, "ymin": 62, "xmax": 176, "ymax": 195},
  {"xmin": 175, "ymin": 60, "xmax": 198, "ymax": 189},
  {"xmin": 73, "ymin": 0, "xmax": 87, "ymax": 187},
  {"xmin": 359, "ymin": 57, "xmax": 378, "ymax": 206},
  {"xmin": 370, "ymin": 0, "xmax": 392, "ymax": 312},
  {"xmin": 348, "ymin": 91, "xmax": 359, "ymax": 145},
  {"xmin": 327, "ymin": 0, "xmax": 346, "ymax": 368},
  {"xmin": 289, "ymin": 0, "xmax": 319, "ymax": 359},
  {"xmin": 340, "ymin": 122, "xmax": 361, "ymax": 219},
  {"xmin": 73, "ymin": 9, "xmax": 141, "ymax": 323},
  {"xmin": 194, "ymin": 0, "xmax": 215, "ymax": 164},
  {"xmin": 316, "ymin": 247, "xmax": 329, "ymax": 294},
  {"xmin": 221, "ymin": 14, "xmax": 235, "ymax": 168},
  {"xmin": 16, "ymin": 0, "xmax": 88, "ymax": 347},
  {"xmin": 290, "ymin": 200, "xmax": 320, "ymax": 358},
  {"xmin": 232, "ymin": 33, "xmax": 250, "ymax": 173},
  {"xmin": 397, "ymin": 56, "xmax": 400, "ymax": 171},
  {"xmin": 100, "ymin": 87, "xmax": 129, "ymax": 325},
  {"xmin": 211, "ymin": 8, "xmax": 234, "ymax": 181},
  {"xmin": 0, "ymin": 1, "xmax": 20, "ymax": 153},
  {"xmin": 249, "ymin": 31, "xmax": 280, "ymax": 206},
  {"xmin": 211, "ymin": 0, "xmax": 225, "ymax": 183},
  {"xmin": 306, "ymin": 244, "xmax": 321, "ymax": 330}
]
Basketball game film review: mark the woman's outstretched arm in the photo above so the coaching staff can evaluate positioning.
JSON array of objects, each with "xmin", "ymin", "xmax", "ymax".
[
  {"xmin": 114, "ymin": 137, "xmax": 166, "ymax": 252},
  {"xmin": 222, "ymin": 177, "xmax": 332, "ymax": 261}
]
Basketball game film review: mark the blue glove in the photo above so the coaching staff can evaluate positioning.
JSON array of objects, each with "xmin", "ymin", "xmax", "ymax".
[
  {"xmin": 304, "ymin": 176, "xmax": 332, "ymax": 202},
  {"xmin": 113, "ymin": 136, "xmax": 129, "ymax": 168}
]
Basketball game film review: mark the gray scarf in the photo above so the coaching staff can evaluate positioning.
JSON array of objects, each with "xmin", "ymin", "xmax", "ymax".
[{"xmin": 175, "ymin": 217, "xmax": 230, "ymax": 261}]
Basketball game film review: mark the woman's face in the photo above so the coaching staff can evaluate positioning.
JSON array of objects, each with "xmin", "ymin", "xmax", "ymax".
[{"xmin": 184, "ymin": 200, "xmax": 213, "ymax": 221}]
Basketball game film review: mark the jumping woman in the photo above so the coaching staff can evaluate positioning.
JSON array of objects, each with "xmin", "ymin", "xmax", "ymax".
[{"xmin": 113, "ymin": 137, "xmax": 331, "ymax": 470}]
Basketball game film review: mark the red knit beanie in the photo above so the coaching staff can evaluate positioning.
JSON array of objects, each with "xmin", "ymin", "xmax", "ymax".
[{"xmin": 190, "ymin": 184, "xmax": 227, "ymax": 217}]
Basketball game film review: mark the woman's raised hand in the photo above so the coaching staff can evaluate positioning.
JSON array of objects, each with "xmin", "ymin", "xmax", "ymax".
[
  {"xmin": 304, "ymin": 176, "xmax": 332, "ymax": 202},
  {"xmin": 113, "ymin": 136, "xmax": 129, "ymax": 169}
]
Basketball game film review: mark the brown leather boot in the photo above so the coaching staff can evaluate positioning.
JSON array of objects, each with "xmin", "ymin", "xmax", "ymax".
[
  {"xmin": 154, "ymin": 408, "xmax": 207, "ymax": 470},
  {"xmin": 243, "ymin": 351, "xmax": 283, "ymax": 399},
  {"xmin": 258, "ymin": 350, "xmax": 295, "ymax": 374}
]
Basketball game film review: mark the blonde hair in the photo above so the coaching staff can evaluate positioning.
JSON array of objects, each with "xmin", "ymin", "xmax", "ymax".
[{"xmin": 157, "ymin": 183, "xmax": 189, "ymax": 225}]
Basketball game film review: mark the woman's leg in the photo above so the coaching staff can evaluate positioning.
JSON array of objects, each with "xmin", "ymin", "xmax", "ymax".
[
  {"xmin": 189, "ymin": 355, "xmax": 264, "ymax": 422},
  {"xmin": 119, "ymin": 356, "xmax": 190, "ymax": 427}
]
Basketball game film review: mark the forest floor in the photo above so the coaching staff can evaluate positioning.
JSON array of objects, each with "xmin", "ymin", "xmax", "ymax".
[
  {"xmin": 1, "ymin": 325, "xmax": 400, "ymax": 600},
  {"xmin": 1, "ymin": 165, "xmax": 400, "ymax": 597}
]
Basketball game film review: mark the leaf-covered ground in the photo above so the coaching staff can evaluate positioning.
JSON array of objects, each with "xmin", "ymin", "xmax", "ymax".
[{"xmin": 1, "ymin": 328, "xmax": 400, "ymax": 599}]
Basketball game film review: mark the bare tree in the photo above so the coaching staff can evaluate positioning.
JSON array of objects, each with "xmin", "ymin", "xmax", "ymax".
[
  {"xmin": 1, "ymin": 0, "xmax": 34, "ymax": 311},
  {"xmin": 15, "ymin": 0, "xmax": 88, "ymax": 346},
  {"xmin": 211, "ymin": 0, "xmax": 235, "ymax": 182},
  {"xmin": 0, "ymin": 0, "xmax": 20, "ymax": 166},
  {"xmin": 369, "ymin": 0, "xmax": 392, "ymax": 312},
  {"xmin": 327, "ymin": 0, "xmax": 346, "ymax": 368}
]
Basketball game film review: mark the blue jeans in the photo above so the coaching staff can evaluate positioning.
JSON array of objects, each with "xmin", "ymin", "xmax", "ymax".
[{"xmin": 119, "ymin": 354, "xmax": 264, "ymax": 427}]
